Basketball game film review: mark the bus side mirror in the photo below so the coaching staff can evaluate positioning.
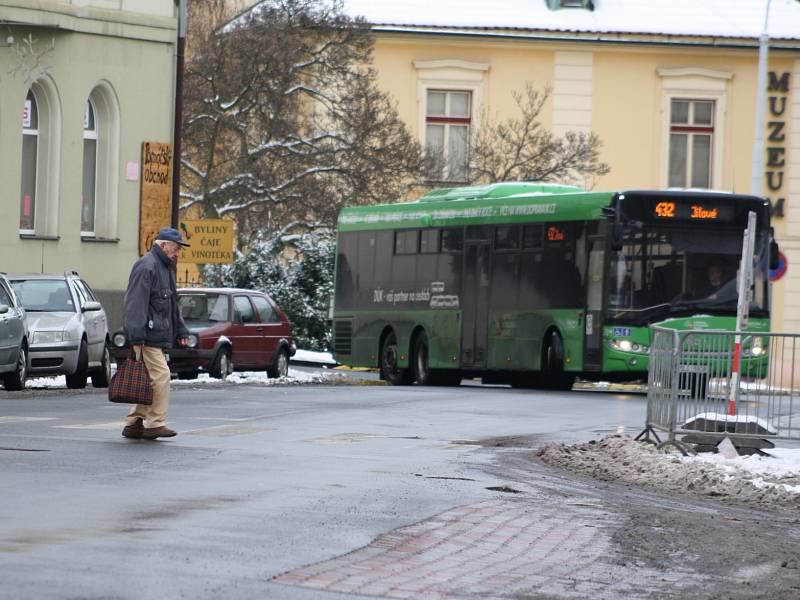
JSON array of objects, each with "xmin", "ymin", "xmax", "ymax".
[
  {"xmin": 770, "ymin": 240, "xmax": 780, "ymax": 271},
  {"xmin": 611, "ymin": 223, "xmax": 623, "ymax": 251},
  {"xmin": 602, "ymin": 205, "xmax": 624, "ymax": 251}
]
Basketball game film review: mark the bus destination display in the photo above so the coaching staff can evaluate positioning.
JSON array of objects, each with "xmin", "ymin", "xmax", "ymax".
[{"xmin": 653, "ymin": 200, "xmax": 734, "ymax": 222}]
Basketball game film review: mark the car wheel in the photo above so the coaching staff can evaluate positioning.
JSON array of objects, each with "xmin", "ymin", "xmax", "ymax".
[
  {"xmin": 3, "ymin": 344, "xmax": 28, "ymax": 391},
  {"xmin": 412, "ymin": 331, "xmax": 432, "ymax": 385},
  {"xmin": 91, "ymin": 343, "xmax": 111, "ymax": 388},
  {"xmin": 209, "ymin": 347, "xmax": 231, "ymax": 379},
  {"xmin": 267, "ymin": 348, "xmax": 289, "ymax": 379},
  {"xmin": 380, "ymin": 331, "xmax": 413, "ymax": 386},
  {"xmin": 66, "ymin": 341, "xmax": 89, "ymax": 390}
]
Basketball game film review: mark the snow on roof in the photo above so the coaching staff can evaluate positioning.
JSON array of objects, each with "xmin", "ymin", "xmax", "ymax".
[{"xmin": 342, "ymin": 0, "xmax": 800, "ymax": 41}]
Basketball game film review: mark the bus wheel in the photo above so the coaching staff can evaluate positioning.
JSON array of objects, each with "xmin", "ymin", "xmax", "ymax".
[
  {"xmin": 542, "ymin": 331, "xmax": 575, "ymax": 391},
  {"xmin": 381, "ymin": 331, "xmax": 412, "ymax": 386},
  {"xmin": 412, "ymin": 332, "xmax": 432, "ymax": 385}
]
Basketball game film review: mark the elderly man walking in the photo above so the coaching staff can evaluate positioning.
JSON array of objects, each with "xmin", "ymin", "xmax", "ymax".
[{"xmin": 121, "ymin": 227, "xmax": 191, "ymax": 440}]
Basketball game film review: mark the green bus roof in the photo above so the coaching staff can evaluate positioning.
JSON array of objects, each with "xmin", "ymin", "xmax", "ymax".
[{"xmin": 337, "ymin": 182, "xmax": 614, "ymax": 232}]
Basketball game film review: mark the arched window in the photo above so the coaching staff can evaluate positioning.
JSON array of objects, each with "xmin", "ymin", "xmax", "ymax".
[
  {"xmin": 82, "ymin": 100, "xmax": 97, "ymax": 235},
  {"xmin": 82, "ymin": 83, "xmax": 120, "ymax": 240},
  {"xmin": 19, "ymin": 78, "xmax": 61, "ymax": 238},
  {"xmin": 20, "ymin": 90, "xmax": 38, "ymax": 233}
]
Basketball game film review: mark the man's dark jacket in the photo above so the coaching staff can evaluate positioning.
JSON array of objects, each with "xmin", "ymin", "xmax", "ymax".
[{"xmin": 123, "ymin": 244, "xmax": 189, "ymax": 348}]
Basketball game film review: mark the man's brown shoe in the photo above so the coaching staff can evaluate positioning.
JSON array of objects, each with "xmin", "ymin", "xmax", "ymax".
[
  {"xmin": 142, "ymin": 426, "xmax": 177, "ymax": 439},
  {"xmin": 122, "ymin": 418, "xmax": 144, "ymax": 439}
]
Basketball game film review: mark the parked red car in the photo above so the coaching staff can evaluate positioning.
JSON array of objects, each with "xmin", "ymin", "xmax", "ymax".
[{"xmin": 111, "ymin": 288, "xmax": 295, "ymax": 379}]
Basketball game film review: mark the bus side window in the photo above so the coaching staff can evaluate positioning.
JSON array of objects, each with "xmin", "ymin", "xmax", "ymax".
[
  {"xmin": 523, "ymin": 224, "xmax": 543, "ymax": 250},
  {"xmin": 358, "ymin": 232, "xmax": 376, "ymax": 288},
  {"xmin": 420, "ymin": 229, "xmax": 439, "ymax": 254},
  {"xmin": 495, "ymin": 225, "xmax": 520, "ymax": 251},
  {"xmin": 441, "ymin": 228, "xmax": 463, "ymax": 252},
  {"xmin": 375, "ymin": 231, "xmax": 393, "ymax": 282},
  {"xmin": 395, "ymin": 230, "xmax": 419, "ymax": 255}
]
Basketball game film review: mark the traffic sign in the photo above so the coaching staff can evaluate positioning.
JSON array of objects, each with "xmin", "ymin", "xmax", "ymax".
[{"xmin": 769, "ymin": 251, "xmax": 788, "ymax": 282}]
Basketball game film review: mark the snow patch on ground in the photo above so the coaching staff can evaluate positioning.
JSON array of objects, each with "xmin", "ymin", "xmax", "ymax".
[
  {"xmin": 25, "ymin": 367, "xmax": 343, "ymax": 390},
  {"xmin": 537, "ymin": 435, "xmax": 800, "ymax": 511},
  {"xmin": 293, "ymin": 349, "xmax": 337, "ymax": 365}
]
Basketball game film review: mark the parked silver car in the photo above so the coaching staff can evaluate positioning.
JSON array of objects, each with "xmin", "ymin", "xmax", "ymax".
[
  {"xmin": 0, "ymin": 273, "xmax": 28, "ymax": 391},
  {"xmin": 9, "ymin": 271, "xmax": 110, "ymax": 389}
]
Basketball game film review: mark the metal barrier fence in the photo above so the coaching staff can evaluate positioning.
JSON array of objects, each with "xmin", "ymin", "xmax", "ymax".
[{"xmin": 642, "ymin": 326, "xmax": 800, "ymax": 452}]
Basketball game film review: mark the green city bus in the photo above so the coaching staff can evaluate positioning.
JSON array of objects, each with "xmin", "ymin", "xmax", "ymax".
[{"xmin": 331, "ymin": 182, "xmax": 775, "ymax": 390}]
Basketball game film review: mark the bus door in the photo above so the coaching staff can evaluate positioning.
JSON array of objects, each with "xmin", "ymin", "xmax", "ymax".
[
  {"xmin": 583, "ymin": 235, "xmax": 605, "ymax": 371},
  {"xmin": 462, "ymin": 226, "xmax": 492, "ymax": 368}
]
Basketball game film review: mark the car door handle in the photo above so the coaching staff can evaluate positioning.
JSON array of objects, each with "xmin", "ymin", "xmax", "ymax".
[{"xmin": 256, "ymin": 327, "xmax": 263, "ymax": 332}]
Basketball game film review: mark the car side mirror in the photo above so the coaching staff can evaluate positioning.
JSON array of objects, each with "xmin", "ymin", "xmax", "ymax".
[
  {"xmin": 0, "ymin": 304, "xmax": 8, "ymax": 315},
  {"xmin": 82, "ymin": 301, "xmax": 102, "ymax": 312}
]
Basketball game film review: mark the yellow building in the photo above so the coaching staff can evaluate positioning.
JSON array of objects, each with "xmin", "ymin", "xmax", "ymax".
[{"xmin": 344, "ymin": 0, "xmax": 800, "ymax": 332}]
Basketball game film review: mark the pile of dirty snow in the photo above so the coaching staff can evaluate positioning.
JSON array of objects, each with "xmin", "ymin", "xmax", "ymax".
[
  {"xmin": 26, "ymin": 367, "xmax": 343, "ymax": 390},
  {"xmin": 537, "ymin": 435, "xmax": 800, "ymax": 511}
]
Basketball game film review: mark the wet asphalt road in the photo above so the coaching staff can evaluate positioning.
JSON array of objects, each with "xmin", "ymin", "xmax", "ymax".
[{"xmin": 0, "ymin": 374, "xmax": 649, "ymax": 599}]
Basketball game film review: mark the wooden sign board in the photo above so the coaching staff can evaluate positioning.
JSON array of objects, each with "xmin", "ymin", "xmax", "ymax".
[
  {"xmin": 139, "ymin": 141, "xmax": 173, "ymax": 256},
  {"xmin": 180, "ymin": 219, "xmax": 235, "ymax": 264}
]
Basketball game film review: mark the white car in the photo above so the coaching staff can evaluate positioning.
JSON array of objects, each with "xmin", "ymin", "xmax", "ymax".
[{"xmin": 9, "ymin": 271, "xmax": 111, "ymax": 389}]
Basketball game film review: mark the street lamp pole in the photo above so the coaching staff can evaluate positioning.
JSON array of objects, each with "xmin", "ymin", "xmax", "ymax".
[
  {"xmin": 171, "ymin": 0, "xmax": 187, "ymax": 227},
  {"xmin": 751, "ymin": 0, "xmax": 772, "ymax": 196}
]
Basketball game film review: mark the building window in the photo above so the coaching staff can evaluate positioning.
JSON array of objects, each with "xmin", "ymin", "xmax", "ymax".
[
  {"xmin": 668, "ymin": 99, "xmax": 714, "ymax": 188},
  {"xmin": 425, "ymin": 90, "xmax": 471, "ymax": 182},
  {"xmin": 82, "ymin": 100, "xmax": 98, "ymax": 235},
  {"xmin": 19, "ymin": 77, "xmax": 62, "ymax": 239},
  {"xmin": 83, "ymin": 82, "xmax": 121, "ymax": 241},
  {"xmin": 658, "ymin": 68, "xmax": 731, "ymax": 190},
  {"xmin": 20, "ymin": 90, "xmax": 38, "ymax": 233}
]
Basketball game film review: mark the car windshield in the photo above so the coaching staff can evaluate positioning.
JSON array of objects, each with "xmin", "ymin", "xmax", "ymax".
[
  {"xmin": 11, "ymin": 279, "xmax": 75, "ymax": 312},
  {"xmin": 179, "ymin": 293, "xmax": 229, "ymax": 322},
  {"xmin": 606, "ymin": 228, "xmax": 769, "ymax": 325}
]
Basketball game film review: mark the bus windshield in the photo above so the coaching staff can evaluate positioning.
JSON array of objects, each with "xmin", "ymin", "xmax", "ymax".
[{"xmin": 606, "ymin": 228, "xmax": 769, "ymax": 325}]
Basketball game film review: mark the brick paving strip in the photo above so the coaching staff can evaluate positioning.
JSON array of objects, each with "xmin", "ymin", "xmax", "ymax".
[{"xmin": 273, "ymin": 498, "xmax": 701, "ymax": 599}]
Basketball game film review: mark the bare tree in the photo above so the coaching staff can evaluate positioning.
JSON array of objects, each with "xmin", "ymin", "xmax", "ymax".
[
  {"xmin": 469, "ymin": 84, "xmax": 610, "ymax": 187},
  {"xmin": 180, "ymin": 0, "xmax": 424, "ymax": 235}
]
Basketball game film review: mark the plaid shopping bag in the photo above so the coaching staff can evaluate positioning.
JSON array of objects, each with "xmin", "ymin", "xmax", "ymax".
[{"xmin": 108, "ymin": 355, "xmax": 154, "ymax": 405}]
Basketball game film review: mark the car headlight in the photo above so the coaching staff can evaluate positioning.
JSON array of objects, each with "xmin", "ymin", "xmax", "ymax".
[
  {"xmin": 186, "ymin": 334, "xmax": 199, "ymax": 349},
  {"xmin": 112, "ymin": 332, "xmax": 127, "ymax": 348},
  {"xmin": 32, "ymin": 331, "xmax": 65, "ymax": 344}
]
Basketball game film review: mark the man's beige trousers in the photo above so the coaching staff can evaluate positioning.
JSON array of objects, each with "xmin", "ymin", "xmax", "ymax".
[{"xmin": 125, "ymin": 346, "xmax": 172, "ymax": 428}]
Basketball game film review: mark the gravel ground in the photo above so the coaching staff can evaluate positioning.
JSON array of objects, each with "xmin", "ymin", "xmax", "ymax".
[{"xmin": 537, "ymin": 434, "xmax": 800, "ymax": 512}]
